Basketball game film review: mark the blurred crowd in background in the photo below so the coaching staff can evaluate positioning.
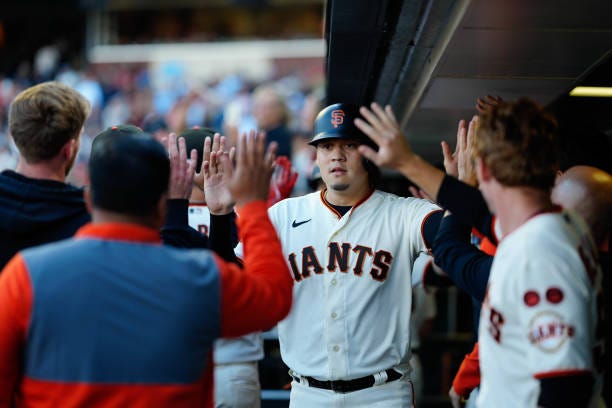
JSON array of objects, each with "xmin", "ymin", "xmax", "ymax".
[{"xmin": 0, "ymin": 43, "xmax": 325, "ymax": 195}]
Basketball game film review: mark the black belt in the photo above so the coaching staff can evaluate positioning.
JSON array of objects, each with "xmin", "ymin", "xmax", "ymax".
[{"xmin": 294, "ymin": 369, "xmax": 402, "ymax": 393}]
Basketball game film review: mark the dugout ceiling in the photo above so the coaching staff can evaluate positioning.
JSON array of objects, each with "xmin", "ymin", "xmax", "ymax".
[{"xmin": 325, "ymin": 0, "xmax": 612, "ymax": 171}]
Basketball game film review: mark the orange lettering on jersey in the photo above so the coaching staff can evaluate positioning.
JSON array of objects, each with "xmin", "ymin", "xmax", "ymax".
[
  {"xmin": 352, "ymin": 245, "xmax": 373, "ymax": 276},
  {"xmin": 371, "ymin": 250, "xmax": 393, "ymax": 281},
  {"xmin": 331, "ymin": 110, "xmax": 345, "ymax": 128},
  {"xmin": 301, "ymin": 246, "xmax": 323, "ymax": 278},
  {"xmin": 327, "ymin": 242, "xmax": 351, "ymax": 272}
]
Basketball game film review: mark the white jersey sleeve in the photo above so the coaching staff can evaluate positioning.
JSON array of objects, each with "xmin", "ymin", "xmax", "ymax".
[{"xmin": 516, "ymin": 255, "xmax": 596, "ymax": 376}]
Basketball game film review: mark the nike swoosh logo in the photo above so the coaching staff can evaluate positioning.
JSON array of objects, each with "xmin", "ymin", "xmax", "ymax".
[{"xmin": 292, "ymin": 219, "xmax": 312, "ymax": 228}]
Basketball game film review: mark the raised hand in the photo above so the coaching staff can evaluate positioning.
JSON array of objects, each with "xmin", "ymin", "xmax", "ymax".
[
  {"xmin": 167, "ymin": 132, "xmax": 197, "ymax": 199},
  {"xmin": 267, "ymin": 156, "xmax": 298, "ymax": 208},
  {"xmin": 458, "ymin": 116, "xmax": 478, "ymax": 186},
  {"xmin": 202, "ymin": 133, "xmax": 236, "ymax": 215},
  {"xmin": 354, "ymin": 103, "xmax": 416, "ymax": 172},
  {"xmin": 441, "ymin": 116, "xmax": 478, "ymax": 186},
  {"xmin": 476, "ymin": 95, "xmax": 502, "ymax": 114},
  {"xmin": 221, "ymin": 130, "xmax": 277, "ymax": 207},
  {"xmin": 355, "ymin": 102, "xmax": 446, "ymax": 199},
  {"xmin": 441, "ymin": 120, "xmax": 465, "ymax": 178}
]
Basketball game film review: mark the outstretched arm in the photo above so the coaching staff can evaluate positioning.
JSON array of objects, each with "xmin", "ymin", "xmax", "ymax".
[
  {"xmin": 215, "ymin": 131, "xmax": 293, "ymax": 337},
  {"xmin": 355, "ymin": 103, "xmax": 498, "ymax": 242}
]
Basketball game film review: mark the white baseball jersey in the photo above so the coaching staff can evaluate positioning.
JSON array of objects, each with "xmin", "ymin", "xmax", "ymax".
[
  {"xmin": 188, "ymin": 204, "xmax": 263, "ymax": 364},
  {"xmin": 268, "ymin": 189, "xmax": 441, "ymax": 380},
  {"xmin": 477, "ymin": 210, "xmax": 603, "ymax": 408}
]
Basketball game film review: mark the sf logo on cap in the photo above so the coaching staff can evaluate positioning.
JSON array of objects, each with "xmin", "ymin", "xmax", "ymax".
[{"xmin": 331, "ymin": 110, "xmax": 345, "ymax": 128}]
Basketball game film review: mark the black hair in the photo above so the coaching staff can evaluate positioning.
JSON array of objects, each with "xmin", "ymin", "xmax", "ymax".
[{"xmin": 89, "ymin": 130, "xmax": 169, "ymax": 216}]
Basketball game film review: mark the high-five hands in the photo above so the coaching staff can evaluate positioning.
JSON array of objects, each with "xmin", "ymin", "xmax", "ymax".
[
  {"xmin": 167, "ymin": 132, "xmax": 197, "ymax": 199},
  {"xmin": 355, "ymin": 102, "xmax": 446, "ymax": 199},
  {"xmin": 354, "ymin": 103, "xmax": 416, "ymax": 173},
  {"xmin": 219, "ymin": 130, "xmax": 277, "ymax": 207},
  {"xmin": 441, "ymin": 116, "xmax": 478, "ymax": 186},
  {"xmin": 201, "ymin": 133, "xmax": 236, "ymax": 215}
]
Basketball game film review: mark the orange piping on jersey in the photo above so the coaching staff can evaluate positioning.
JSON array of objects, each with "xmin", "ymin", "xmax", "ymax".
[
  {"xmin": 320, "ymin": 189, "xmax": 342, "ymax": 219},
  {"xmin": 420, "ymin": 257, "xmax": 433, "ymax": 293},
  {"xmin": 420, "ymin": 210, "xmax": 443, "ymax": 250},
  {"xmin": 319, "ymin": 188, "xmax": 375, "ymax": 219},
  {"xmin": 349, "ymin": 189, "xmax": 375, "ymax": 215},
  {"xmin": 534, "ymin": 369, "xmax": 591, "ymax": 380}
]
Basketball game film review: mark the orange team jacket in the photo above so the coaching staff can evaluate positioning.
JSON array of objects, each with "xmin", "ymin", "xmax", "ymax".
[{"xmin": 0, "ymin": 201, "xmax": 293, "ymax": 408}]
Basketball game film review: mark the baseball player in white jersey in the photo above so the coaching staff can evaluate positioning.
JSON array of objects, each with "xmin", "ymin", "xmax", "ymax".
[
  {"xmin": 181, "ymin": 128, "xmax": 263, "ymax": 408},
  {"xmin": 465, "ymin": 99, "xmax": 602, "ymax": 407},
  {"xmin": 267, "ymin": 103, "xmax": 442, "ymax": 407},
  {"xmin": 474, "ymin": 99, "xmax": 603, "ymax": 408},
  {"xmin": 348, "ymin": 99, "xmax": 603, "ymax": 407}
]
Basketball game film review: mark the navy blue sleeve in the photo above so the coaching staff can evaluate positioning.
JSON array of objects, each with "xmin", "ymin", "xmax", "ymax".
[
  {"xmin": 436, "ymin": 175, "xmax": 498, "ymax": 244},
  {"xmin": 431, "ymin": 213, "xmax": 493, "ymax": 302},
  {"xmin": 422, "ymin": 210, "xmax": 444, "ymax": 249}
]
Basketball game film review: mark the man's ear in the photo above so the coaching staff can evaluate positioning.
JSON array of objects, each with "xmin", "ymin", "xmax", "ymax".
[
  {"xmin": 475, "ymin": 156, "xmax": 491, "ymax": 183},
  {"xmin": 84, "ymin": 187, "xmax": 93, "ymax": 214},
  {"xmin": 60, "ymin": 138, "xmax": 77, "ymax": 160}
]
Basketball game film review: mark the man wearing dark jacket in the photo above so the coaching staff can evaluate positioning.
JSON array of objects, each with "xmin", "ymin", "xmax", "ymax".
[{"xmin": 0, "ymin": 81, "xmax": 91, "ymax": 267}]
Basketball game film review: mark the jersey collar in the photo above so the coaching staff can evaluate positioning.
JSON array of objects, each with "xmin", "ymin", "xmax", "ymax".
[
  {"xmin": 75, "ymin": 223, "xmax": 162, "ymax": 244},
  {"xmin": 319, "ymin": 188, "xmax": 375, "ymax": 219}
]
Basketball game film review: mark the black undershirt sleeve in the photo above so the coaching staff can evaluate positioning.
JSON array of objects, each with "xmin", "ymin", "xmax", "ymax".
[
  {"xmin": 538, "ymin": 373, "xmax": 594, "ymax": 407},
  {"xmin": 161, "ymin": 199, "xmax": 238, "ymax": 264}
]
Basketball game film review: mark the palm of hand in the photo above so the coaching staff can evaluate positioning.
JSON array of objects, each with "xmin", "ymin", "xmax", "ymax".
[{"xmin": 204, "ymin": 170, "xmax": 233, "ymax": 215}]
